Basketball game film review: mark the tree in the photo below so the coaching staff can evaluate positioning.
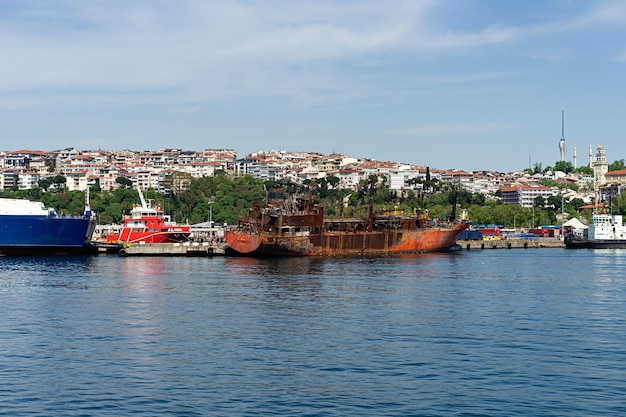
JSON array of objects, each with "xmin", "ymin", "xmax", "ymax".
[
  {"xmin": 38, "ymin": 177, "xmax": 53, "ymax": 191},
  {"xmin": 405, "ymin": 177, "xmax": 421, "ymax": 188},
  {"xmin": 546, "ymin": 194, "xmax": 562, "ymax": 210},
  {"xmin": 318, "ymin": 178, "xmax": 329, "ymax": 198},
  {"xmin": 90, "ymin": 179, "xmax": 102, "ymax": 192},
  {"xmin": 576, "ymin": 166, "xmax": 593, "ymax": 175},
  {"xmin": 553, "ymin": 160, "xmax": 573, "ymax": 173},
  {"xmin": 424, "ymin": 167, "xmax": 439, "ymax": 193},
  {"xmin": 326, "ymin": 175, "xmax": 340, "ymax": 189},
  {"xmin": 355, "ymin": 175, "xmax": 379, "ymax": 204},
  {"xmin": 25, "ymin": 187, "xmax": 43, "ymax": 202},
  {"xmin": 115, "ymin": 176, "xmax": 133, "ymax": 189},
  {"xmin": 534, "ymin": 196, "xmax": 545, "ymax": 209},
  {"xmin": 50, "ymin": 175, "xmax": 67, "ymax": 191},
  {"xmin": 612, "ymin": 192, "xmax": 626, "ymax": 214},
  {"xmin": 608, "ymin": 159, "xmax": 626, "ymax": 172}
]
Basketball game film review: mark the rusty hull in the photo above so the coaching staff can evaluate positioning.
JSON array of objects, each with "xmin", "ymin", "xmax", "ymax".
[
  {"xmin": 225, "ymin": 220, "xmax": 470, "ymax": 256},
  {"xmin": 224, "ymin": 190, "xmax": 470, "ymax": 256}
]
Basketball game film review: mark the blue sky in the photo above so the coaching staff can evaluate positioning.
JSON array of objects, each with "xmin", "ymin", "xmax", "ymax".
[{"xmin": 1, "ymin": 0, "xmax": 625, "ymax": 172}]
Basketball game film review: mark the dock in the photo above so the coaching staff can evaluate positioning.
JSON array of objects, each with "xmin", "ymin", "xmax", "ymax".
[
  {"xmin": 96, "ymin": 238, "xmax": 565, "ymax": 257},
  {"xmin": 118, "ymin": 241, "xmax": 227, "ymax": 256},
  {"xmin": 457, "ymin": 238, "xmax": 565, "ymax": 250}
]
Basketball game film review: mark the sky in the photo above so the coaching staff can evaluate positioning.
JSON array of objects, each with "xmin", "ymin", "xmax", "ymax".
[{"xmin": 1, "ymin": 0, "xmax": 626, "ymax": 172}]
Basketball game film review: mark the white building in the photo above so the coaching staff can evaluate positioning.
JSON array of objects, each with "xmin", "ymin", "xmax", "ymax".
[
  {"xmin": 65, "ymin": 171, "xmax": 90, "ymax": 191},
  {"xmin": 592, "ymin": 145, "xmax": 609, "ymax": 190},
  {"xmin": 18, "ymin": 172, "xmax": 41, "ymax": 190},
  {"xmin": 386, "ymin": 166, "xmax": 425, "ymax": 191}
]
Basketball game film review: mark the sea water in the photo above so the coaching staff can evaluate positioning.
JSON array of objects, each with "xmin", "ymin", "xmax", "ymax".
[{"xmin": 1, "ymin": 249, "xmax": 625, "ymax": 416}]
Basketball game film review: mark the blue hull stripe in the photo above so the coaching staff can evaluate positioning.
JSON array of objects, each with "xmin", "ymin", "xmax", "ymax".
[{"xmin": 0, "ymin": 215, "xmax": 93, "ymax": 247}]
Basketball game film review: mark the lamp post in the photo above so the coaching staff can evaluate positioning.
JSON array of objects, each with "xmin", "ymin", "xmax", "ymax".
[
  {"xmin": 561, "ymin": 191, "xmax": 565, "ymax": 240},
  {"xmin": 208, "ymin": 199, "xmax": 214, "ymax": 226}
]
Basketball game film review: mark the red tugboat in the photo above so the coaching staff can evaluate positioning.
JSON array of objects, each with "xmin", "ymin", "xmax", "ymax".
[
  {"xmin": 225, "ymin": 187, "xmax": 470, "ymax": 256},
  {"xmin": 106, "ymin": 187, "xmax": 191, "ymax": 244}
]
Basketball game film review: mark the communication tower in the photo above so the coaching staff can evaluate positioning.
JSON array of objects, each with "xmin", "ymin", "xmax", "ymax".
[{"xmin": 558, "ymin": 111, "xmax": 566, "ymax": 162}]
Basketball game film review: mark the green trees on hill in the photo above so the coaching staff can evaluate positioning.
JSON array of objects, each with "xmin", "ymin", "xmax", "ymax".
[
  {"xmin": 0, "ymin": 171, "xmax": 599, "ymax": 228},
  {"xmin": 0, "ymin": 173, "xmax": 266, "ymax": 225},
  {"xmin": 608, "ymin": 159, "xmax": 625, "ymax": 172},
  {"xmin": 179, "ymin": 172, "xmax": 266, "ymax": 225},
  {"xmin": 87, "ymin": 173, "xmax": 266, "ymax": 225}
]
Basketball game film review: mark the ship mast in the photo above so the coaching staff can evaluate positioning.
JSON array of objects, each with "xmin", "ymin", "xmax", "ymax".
[
  {"xmin": 137, "ymin": 186, "xmax": 148, "ymax": 209},
  {"xmin": 84, "ymin": 186, "xmax": 92, "ymax": 216}
]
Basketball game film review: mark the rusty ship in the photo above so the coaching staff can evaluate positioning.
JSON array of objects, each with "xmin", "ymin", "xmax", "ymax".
[{"xmin": 224, "ymin": 188, "xmax": 470, "ymax": 256}]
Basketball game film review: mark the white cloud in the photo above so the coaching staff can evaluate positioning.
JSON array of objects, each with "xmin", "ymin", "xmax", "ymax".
[
  {"xmin": 0, "ymin": 0, "xmax": 621, "ymax": 110},
  {"xmin": 575, "ymin": 1, "xmax": 626, "ymax": 26},
  {"xmin": 0, "ymin": 1, "xmax": 516, "ymax": 95}
]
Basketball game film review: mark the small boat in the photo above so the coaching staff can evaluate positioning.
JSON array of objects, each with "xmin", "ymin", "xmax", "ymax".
[
  {"xmin": 0, "ymin": 197, "xmax": 96, "ymax": 256},
  {"xmin": 224, "ymin": 187, "xmax": 470, "ymax": 256},
  {"xmin": 565, "ymin": 212, "xmax": 626, "ymax": 249},
  {"xmin": 106, "ymin": 187, "xmax": 191, "ymax": 244}
]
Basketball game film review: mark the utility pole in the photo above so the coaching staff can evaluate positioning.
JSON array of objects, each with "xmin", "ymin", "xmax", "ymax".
[
  {"xmin": 208, "ymin": 199, "xmax": 214, "ymax": 226},
  {"xmin": 561, "ymin": 191, "xmax": 565, "ymax": 240}
]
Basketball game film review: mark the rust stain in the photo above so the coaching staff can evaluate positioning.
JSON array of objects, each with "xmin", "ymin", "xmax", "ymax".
[{"xmin": 225, "ymin": 188, "xmax": 470, "ymax": 256}]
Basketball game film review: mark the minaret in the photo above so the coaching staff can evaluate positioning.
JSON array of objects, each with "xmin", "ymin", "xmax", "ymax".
[
  {"xmin": 589, "ymin": 144, "xmax": 593, "ymax": 168},
  {"xmin": 558, "ymin": 110, "xmax": 566, "ymax": 162},
  {"xmin": 573, "ymin": 145, "xmax": 577, "ymax": 170}
]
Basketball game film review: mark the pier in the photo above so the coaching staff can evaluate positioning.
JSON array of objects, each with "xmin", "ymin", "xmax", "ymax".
[
  {"xmin": 457, "ymin": 238, "xmax": 565, "ymax": 250},
  {"xmin": 118, "ymin": 241, "xmax": 227, "ymax": 256},
  {"xmin": 97, "ymin": 238, "xmax": 565, "ymax": 256}
]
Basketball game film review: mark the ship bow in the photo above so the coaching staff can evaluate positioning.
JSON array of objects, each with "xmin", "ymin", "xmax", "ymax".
[{"xmin": 225, "ymin": 231, "xmax": 263, "ymax": 254}]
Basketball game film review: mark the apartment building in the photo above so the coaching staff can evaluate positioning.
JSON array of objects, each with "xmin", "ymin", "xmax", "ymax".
[
  {"xmin": 65, "ymin": 171, "xmax": 90, "ymax": 192},
  {"xmin": 500, "ymin": 184, "xmax": 558, "ymax": 207},
  {"xmin": 601, "ymin": 169, "xmax": 626, "ymax": 202},
  {"xmin": 1, "ymin": 147, "xmax": 616, "ymax": 208},
  {"xmin": 18, "ymin": 172, "xmax": 40, "ymax": 190}
]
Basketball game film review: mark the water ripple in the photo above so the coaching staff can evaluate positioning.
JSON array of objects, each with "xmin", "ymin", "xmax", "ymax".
[{"xmin": 1, "ymin": 250, "xmax": 625, "ymax": 415}]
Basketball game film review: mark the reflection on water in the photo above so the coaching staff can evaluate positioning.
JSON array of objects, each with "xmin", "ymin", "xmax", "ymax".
[
  {"xmin": 1, "ymin": 249, "xmax": 626, "ymax": 415},
  {"xmin": 222, "ymin": 253, "xmax": 467, "ymax": 307},
  {"xmin": 225, "ymin": 255, "xmax": 327, "ymax": 276},
  {"xmin": 0, "ymin": 256, "xmax": 96, "ymax": 291},
  {"xmin": 224, "ymin": 251, "xmax": 465, "ymax": 278}
]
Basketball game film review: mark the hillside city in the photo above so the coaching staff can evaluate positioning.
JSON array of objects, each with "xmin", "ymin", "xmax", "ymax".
[{"xmin": 1, "ymin": 145, "xmax": 625, "ymax": 209}]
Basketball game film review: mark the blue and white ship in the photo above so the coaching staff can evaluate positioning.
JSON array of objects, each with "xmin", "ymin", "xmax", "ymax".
[
  {"xmin": 0, "ymin": 197, "xmax": 97, "ymax": 255},
  {"xmin": 565, "ymin": 212, "xmax": 626, "ymax": 249}
]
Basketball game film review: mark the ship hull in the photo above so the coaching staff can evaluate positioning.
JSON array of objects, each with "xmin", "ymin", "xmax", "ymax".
[
  {"xmin": 565, "ymin": 235, "xmax": 626, "ymax": 249},
  {"xmin": 107, "ymin": 230, "xmax": 191, "ymax": 244},
  {"xmin": 0, "ymin": 214, "xmax": 96, "ymax": 256},
  {"xmin": 225, "ymin": 222, "xmax": 469, "ymax": 256},
  {"xmin": 566, "ymin": 212, "xmax": 626, "ymax": 249},
  {"xmin": 104, "ymin": 189, "xmax": 191, "ymax": 245}
]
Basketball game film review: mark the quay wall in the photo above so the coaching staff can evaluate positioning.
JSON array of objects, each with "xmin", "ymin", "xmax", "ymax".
[
  {"xmin": 107, "ymin": 238, "xmax": 565, "ymax": 256},
  {"xmin": 119, "ymin": 241, "xmax": 226, "ymax": 256},
  {"xmin": 457, "ymin": 238, "xmax": 565, "ymax": 250}
]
